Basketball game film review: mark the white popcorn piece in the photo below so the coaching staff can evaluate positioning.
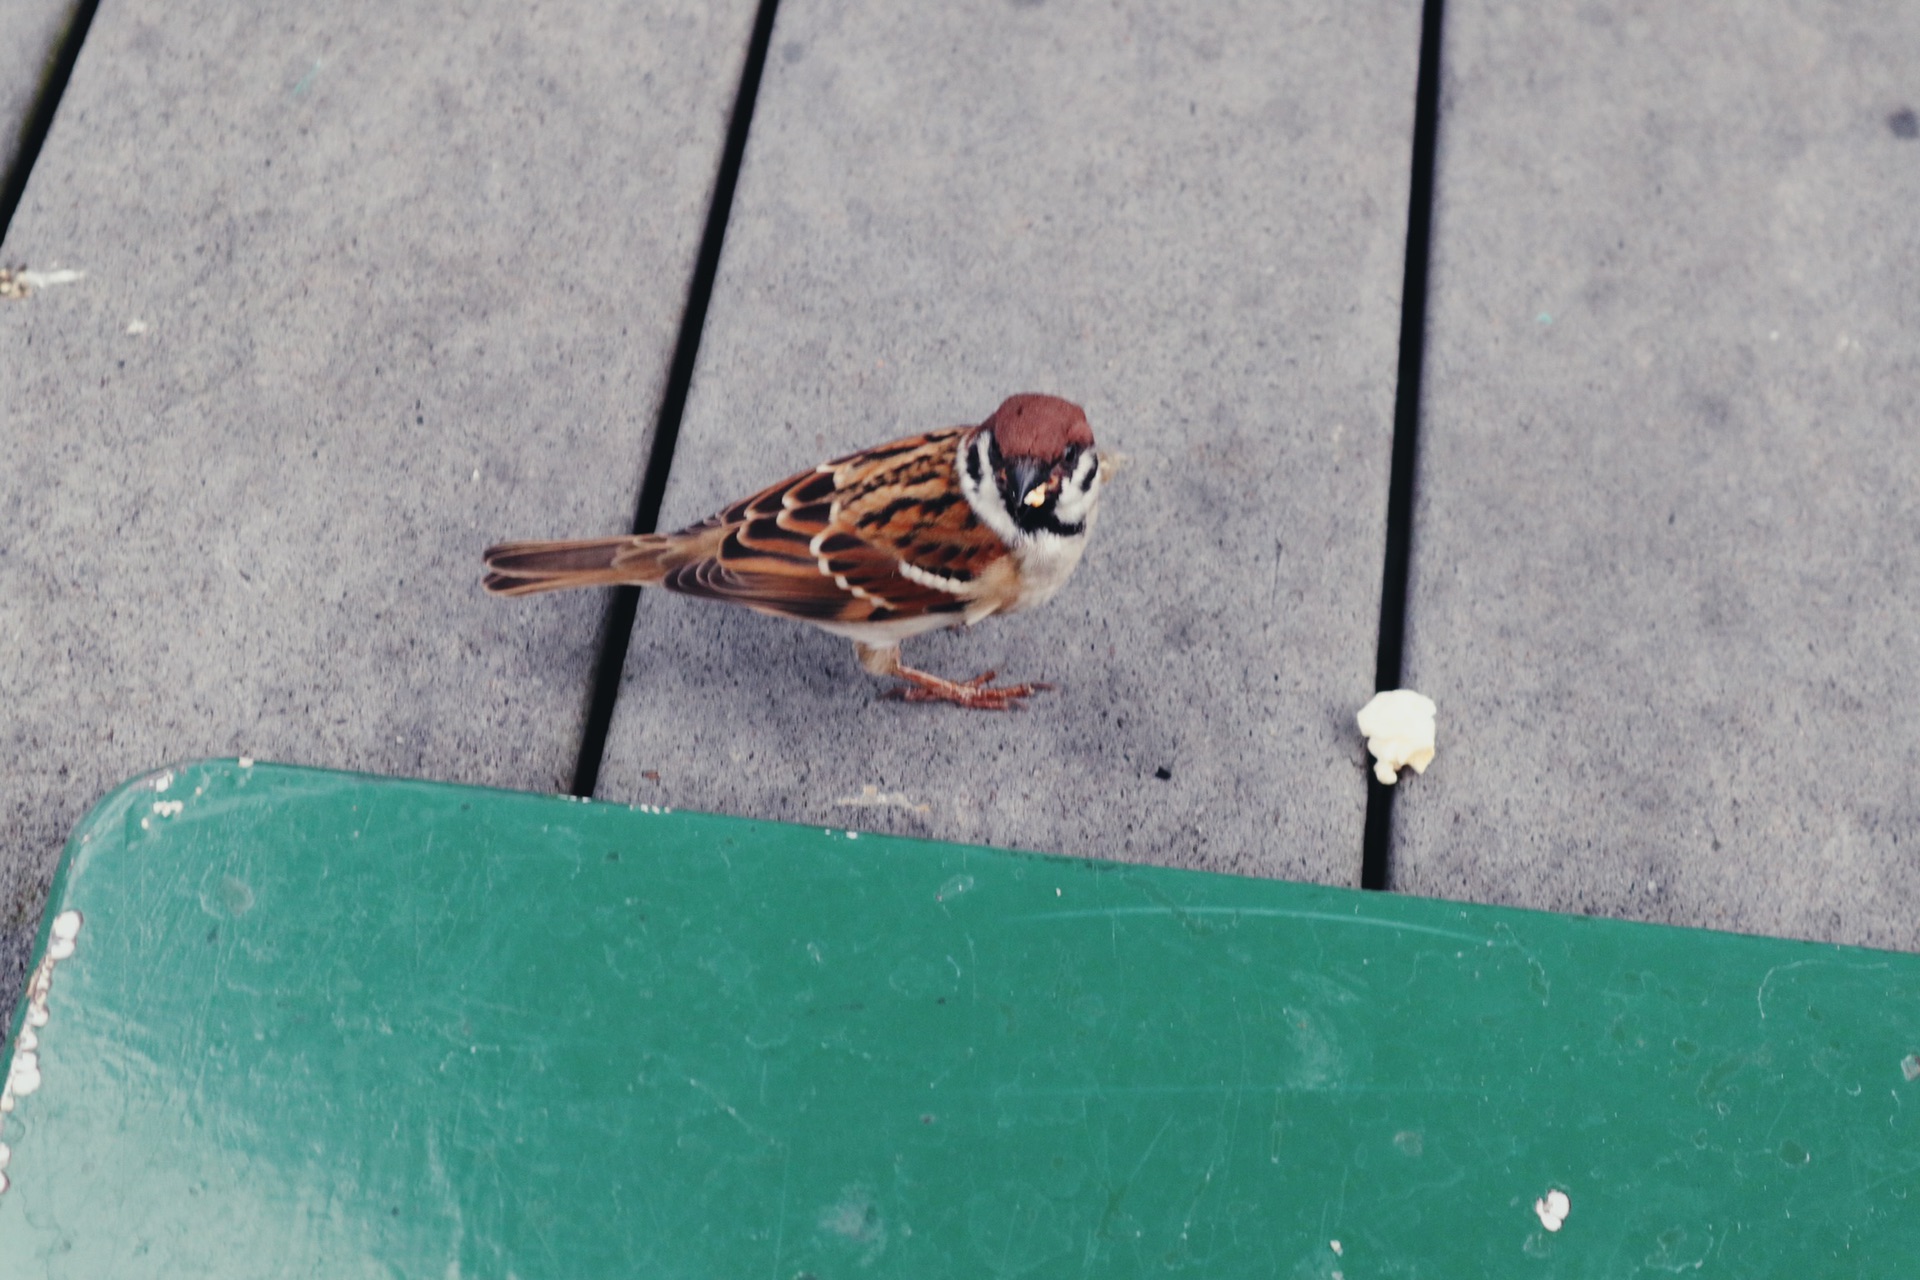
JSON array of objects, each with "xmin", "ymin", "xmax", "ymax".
[{"xmin": 1357, "ymin": 690, "xmax": 1437, "ymax": 785}]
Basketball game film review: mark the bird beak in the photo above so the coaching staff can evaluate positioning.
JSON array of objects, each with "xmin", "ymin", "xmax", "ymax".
[{"xmin": 1007, "ymin": 457, "xmax": 1055, "ymax": 512}]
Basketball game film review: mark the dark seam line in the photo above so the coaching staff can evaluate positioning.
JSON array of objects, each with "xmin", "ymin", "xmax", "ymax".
[
  {"xmin": 0, "ymin": 0, "xmax": 103, "ymax": 244},
  {"xmin": 1362, "ymin": 0, "xmax": 1445, "ymax": 891},
  {"xmin": 569, "ymin": 0, "xmax": 783, "ymax": 798}
]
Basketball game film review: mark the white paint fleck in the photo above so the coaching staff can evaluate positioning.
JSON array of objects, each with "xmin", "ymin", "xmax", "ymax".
[
  {"xmin": 152, "ymin": 800, "xmax": 184, "ymax": 818},
  {"xmin": 1901, "ymin": 1054, "xmax": 1920, "ymax": 1082},
  {"xmin": 0, "ymin": 909, "xmax": 82, "ymax": 1193},
  {"xmin": 1534, "ymin": 1188, "xmax": 1571, "ymax": 1232},
  {"xmin": 936, "ymin": 874, "xmax": 974, "ymax": 903},
  {"xmin": 6, "ymin": 1058, "xmax": 40, "ymax": 1098},
  {"xmin": 153, "ymin": 771, "xmax": 174, "ymax": 793},
  {"xmin": 238, "ymin": 756, "xmax": 255, "ymax": 769},
  {"xmin": 126, "ymin": 317, "xmax": 149, "ymax": 335},
  {"xmin": 1330, "ymin": 1239, "xmax": 1343, "ymax": 1255}
]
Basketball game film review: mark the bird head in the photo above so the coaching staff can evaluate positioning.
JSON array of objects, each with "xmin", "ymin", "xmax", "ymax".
[{"xmin": 970, "ymin": 394, "xmax": 1102, "ymax": 537}]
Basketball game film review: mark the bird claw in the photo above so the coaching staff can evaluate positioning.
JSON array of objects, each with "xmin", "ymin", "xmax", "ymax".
[{"xmin": 884, "ymin": 671, "xmax": 1055, "ymax": 710}]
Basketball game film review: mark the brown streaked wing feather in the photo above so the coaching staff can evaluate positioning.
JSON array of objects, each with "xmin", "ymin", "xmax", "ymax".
[{"xmin": 652, "ymin": 426, "xmax": 1007, "ymax": 625}]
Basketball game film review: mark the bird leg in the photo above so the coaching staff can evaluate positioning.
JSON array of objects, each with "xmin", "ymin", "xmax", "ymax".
[{"xmin": 854, "ymin": 642, "xmax": 1053, "ymax": 710}]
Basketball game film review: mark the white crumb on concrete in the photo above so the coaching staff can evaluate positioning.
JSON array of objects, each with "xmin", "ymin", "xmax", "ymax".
[
  {"xmin": 1534, "ymin": 1188, "xmax": 1571, "ymax": 1232},
  {"xmin": 834, "ymin": 784, "xmax": 932, "ymax": 815},
  {"xmin": 1357, "ymin": 689, "xmax": 1437, "ymax": 785},
  {"xmin": 126, "ymin": 318, "xmax": 149, "ymax": 335},
  {"xmin": 16, "ymin": 268, "xmax": 85, "ymax": 289}
]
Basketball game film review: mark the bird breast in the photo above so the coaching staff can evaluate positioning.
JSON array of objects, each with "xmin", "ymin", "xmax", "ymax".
[{"xmin": 1005, "ymin": 527, "xmax": 1092, "ymax": 614}]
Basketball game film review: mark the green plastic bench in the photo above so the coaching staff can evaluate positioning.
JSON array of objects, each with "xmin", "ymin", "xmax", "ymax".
[{"xmin": 3, "ymin": 760, "xmax": 1915, "ymax": 1274}]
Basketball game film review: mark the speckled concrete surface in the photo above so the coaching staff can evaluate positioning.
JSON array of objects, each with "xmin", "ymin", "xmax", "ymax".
[
  {"xmin": 1395, "ymin": 0, "xmax": 1920, "ymax": 948},
  {"xmin": 592, "ymin": 0, "xmax": 1423, "ymax": 883},
  {"xmin": 0, "ymin": 0, "xmax": 758, "ymax": 1020},
  {"xmin": 0, "ymin": 1, "xmax": 77, "ymax": 191}
]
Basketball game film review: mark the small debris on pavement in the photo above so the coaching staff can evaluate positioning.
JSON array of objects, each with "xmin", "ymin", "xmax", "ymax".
[{"xmin": 1357, "ymin": 689, "xmax": 1437, "ymax": 785}]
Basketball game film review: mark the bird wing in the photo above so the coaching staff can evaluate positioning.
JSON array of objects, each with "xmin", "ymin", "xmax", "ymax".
[{"xmin": 657, "ymin": 427, "xmax": 1012, "ymax": 626}]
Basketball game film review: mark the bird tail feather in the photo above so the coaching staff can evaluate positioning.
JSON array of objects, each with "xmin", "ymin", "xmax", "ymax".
[{"xmin": 481, "ymin": 535, "xmax": 676, "ymax": 596}]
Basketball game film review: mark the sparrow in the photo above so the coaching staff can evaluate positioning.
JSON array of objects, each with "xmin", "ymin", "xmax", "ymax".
[{"xmin": 483, "ymin": 394, "xmax": 1104, "ymax": 709}]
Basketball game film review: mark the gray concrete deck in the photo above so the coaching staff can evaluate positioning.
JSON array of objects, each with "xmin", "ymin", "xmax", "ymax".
[
  {"xmin": 3, "ymin": 0, "xmax": 1917, "ymax": 1027},
  {"xmin": 1397, "ymin": 0, "xmax": 1920, "ymax": 950},
  {"xmin": 0, "ymin": 3, "xmax": 77, "ymax": 187},
  {"xmin": 592, "ymin": 0, "xmax": 1421, "ymax": 882},
  {"xmin": 0, "ymin": 0, "xmax": 758, "ymax": 1011}
]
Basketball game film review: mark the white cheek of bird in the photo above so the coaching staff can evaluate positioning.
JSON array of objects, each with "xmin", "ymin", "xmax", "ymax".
[{"xmin": 1357, "ymin": 690, "xmax": 1437, "ymax": 785}]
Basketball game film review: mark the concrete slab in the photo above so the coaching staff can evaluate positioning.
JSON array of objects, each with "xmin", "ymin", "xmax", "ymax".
[
  {"xmin": 595, "ymin": 1, "xmax": 1424, "ymax": 882},
  {"xmin": 0, "ymin": 0, "xmax": 758, "ymax": 1018},
  {"xmin": 0, "ymin": 1, "xmax": 77, "ymax": 189},
  {"xmin": 1397, "ymin": 2, "xmax": 1920, "ymax": 948}
]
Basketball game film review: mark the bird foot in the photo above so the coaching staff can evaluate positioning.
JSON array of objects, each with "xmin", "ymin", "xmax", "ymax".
[{"xmin": 885, "ymin": 668, "xmax": 1055, "ymax": 710}]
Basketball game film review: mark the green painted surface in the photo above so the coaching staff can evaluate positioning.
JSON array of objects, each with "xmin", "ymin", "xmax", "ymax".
[{"xmin": 2, "ymin": 760, "xmax": 1916, "ymax": 1275}]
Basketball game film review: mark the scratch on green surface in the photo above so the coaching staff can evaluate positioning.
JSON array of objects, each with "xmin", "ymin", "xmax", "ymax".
[{"xmin": 1017, "ymin": 906, "xmax": 1481, "ymax": 946}]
